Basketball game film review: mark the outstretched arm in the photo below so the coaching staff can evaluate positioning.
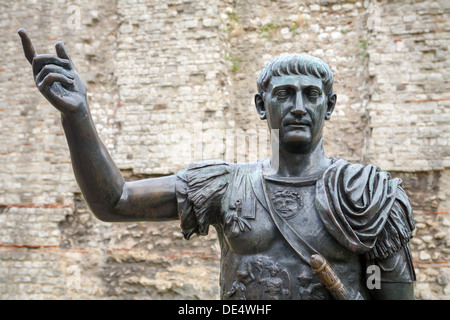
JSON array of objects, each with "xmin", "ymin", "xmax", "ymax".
[{"xmin": 18, "ymin": 29, "xmax": 178, "ymax": 222}]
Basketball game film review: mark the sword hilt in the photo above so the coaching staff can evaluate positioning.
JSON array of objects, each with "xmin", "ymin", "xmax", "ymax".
[{"xmin": 310, "ymin": 254, "xmax": 352, "ymax": 300}]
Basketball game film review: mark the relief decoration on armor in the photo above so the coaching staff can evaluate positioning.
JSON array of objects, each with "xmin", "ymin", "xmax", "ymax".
[
  {"xmin": 224, "ymin": 256, "xmax": 329, "ymax": 300},
  {"xmin": 225, "ymin": 199, "xmax": 253, "ymax": 238},
  {"xmin": 271, "ymin": 189, "xmax": 303, "ymax": 219}
]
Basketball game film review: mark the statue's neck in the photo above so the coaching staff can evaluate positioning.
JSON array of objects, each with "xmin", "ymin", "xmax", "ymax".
[{"xmin": 268, "ymin": 138, "xmax": 331, "ymax": 178}]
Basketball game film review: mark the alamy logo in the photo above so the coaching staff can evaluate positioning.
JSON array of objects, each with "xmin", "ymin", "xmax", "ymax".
[
  {"xmin": 366, "ymin": 4, "xmax": 382, "ymax": 32},
  {"xmin": 67, "ymin": 5, "xmax": 81, "ymax": 31},
  {"xmin": 366, "ymin": 265, "xmax": 381, "ymax": 290},
  {"xmin": 66, "ymin": 264, "xmax": 81, "ymax": 291}
]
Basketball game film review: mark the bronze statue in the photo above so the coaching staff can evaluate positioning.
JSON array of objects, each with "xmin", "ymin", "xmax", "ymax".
[{"xmin": 18, "ymin": 28, "xmax": 415, "ymax": 300}]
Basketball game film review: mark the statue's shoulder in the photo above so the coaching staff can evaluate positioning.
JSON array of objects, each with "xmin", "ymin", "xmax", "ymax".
[
  {"xmin": 176, "ymin": 158, "xmax": 263, "ymax": 189},
  {"xmin": 325, "ymin": 157, "xmax": 382, "ymax": 173},
  {"xmin": 321, "ymin": 157, "xmax": 399, "ymax": 190},
  {"xmin": 175, "ymin": 158, "xmax": 266, "ymax": 240},
  {"xmin": 175, "ymin": 159, "xmax": 233, "ymax": 239},
  {"xmin": 185, "ymin": 158, "xmax": 231, "ymax": 170},
  {"xmin": 316, "ymin": 157, "xmax": 415, "ymax": 260},
  {"xmin": 177, "ymin": 159, "xmax": 233, "ymax": 185}
]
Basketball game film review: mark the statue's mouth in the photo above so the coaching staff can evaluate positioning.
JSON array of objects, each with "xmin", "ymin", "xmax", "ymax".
[
  {"xmin": 285, "ymin": 118, "xmax": 311, "ymax": 127},
  {"xmin": 287, "ymin": 123, "xmax": 309, "ymax": 128}
]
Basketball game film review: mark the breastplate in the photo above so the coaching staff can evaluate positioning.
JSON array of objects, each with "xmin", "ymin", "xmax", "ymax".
[{"xmin": 218, "ymin": 174, "xmax": 369, "ymax": 300}]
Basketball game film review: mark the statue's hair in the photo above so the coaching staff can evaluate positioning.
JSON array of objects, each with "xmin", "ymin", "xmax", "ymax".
[{"xmin": 257, "ymin": 53, "xmax": 334, "ymax": 96}]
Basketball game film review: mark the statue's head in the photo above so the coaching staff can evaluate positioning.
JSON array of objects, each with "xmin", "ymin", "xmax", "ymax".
[{"xmin": 254, "ymin": 54, "xmax": 337, "ymax": 153}]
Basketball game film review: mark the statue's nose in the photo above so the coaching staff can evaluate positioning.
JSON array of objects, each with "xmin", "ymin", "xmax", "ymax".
[{"xmin": 291, "ymin": 92, "xmax": 307, "ymax": 115}]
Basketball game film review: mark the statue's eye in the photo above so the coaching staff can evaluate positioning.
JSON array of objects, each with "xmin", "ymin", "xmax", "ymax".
[
  {"xmin": 275, "ymin": 90, "xmax": 290, "ymax": 99},
  {"xmin": 307, "ymin": 88, "xmax": 321, "ymax": 99}
]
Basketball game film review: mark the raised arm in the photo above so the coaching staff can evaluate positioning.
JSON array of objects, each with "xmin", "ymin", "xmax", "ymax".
[{"xmin": 18, "ymin": 29, "xmax": 178, "ymax": 222}]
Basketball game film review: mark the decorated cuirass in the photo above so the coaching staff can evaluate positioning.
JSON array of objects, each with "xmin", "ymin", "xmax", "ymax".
[{"xmin": 175, "ymin": 158, "xmax": 415, "ymax": 300}]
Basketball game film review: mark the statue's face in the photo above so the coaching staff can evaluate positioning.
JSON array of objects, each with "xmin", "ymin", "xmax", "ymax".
[
  {"xmin": 273, "ymin": 195, "xmax": 301, "ymax": 215},
  {"xmin": 258, "ymin": 74, "xmax": 334, "ymax": 153}
]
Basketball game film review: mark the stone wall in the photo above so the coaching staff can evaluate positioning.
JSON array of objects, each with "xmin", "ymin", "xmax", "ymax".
[{"xmin": 0, "ymin": 0, "xmax": 449, "ymax": 299}]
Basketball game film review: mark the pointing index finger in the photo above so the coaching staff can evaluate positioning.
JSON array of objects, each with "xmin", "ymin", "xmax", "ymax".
[
  {"xmin": 18, "ymin": 28, "xmax": 37, "ymax": 64},
  {"xmin": 55, "ymin": 41, "xmax": 70, "ymax": 60},
  {"xmin": 55, "ymin": 41, "xmax": 74, "ymax": 68}
]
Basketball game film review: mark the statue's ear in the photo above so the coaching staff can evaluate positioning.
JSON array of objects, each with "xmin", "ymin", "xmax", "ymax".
[
  {"xmin": 255, "ymin": 93, "xmax": 266, "ymax": 120},
  {"xmin": 325, "ymin": 93, "xmax": 336, "ymax": 120}
]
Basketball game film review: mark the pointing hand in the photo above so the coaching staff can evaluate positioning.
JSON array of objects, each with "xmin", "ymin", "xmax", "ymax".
[{"xmin": 18, "ymin": 28, "xmax": 87, "ymax": 114}]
